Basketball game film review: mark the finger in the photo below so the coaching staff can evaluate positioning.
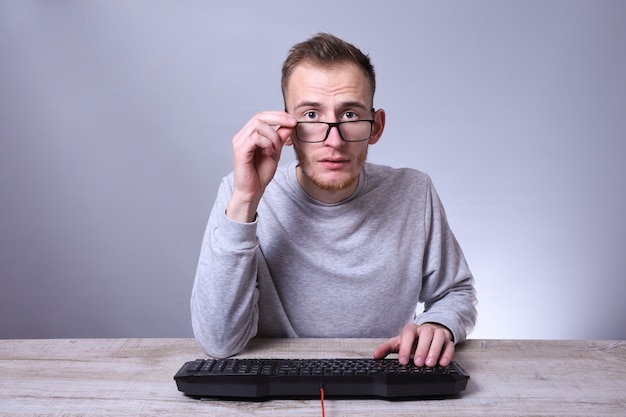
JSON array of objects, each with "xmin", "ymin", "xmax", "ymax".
[
  {"xmin": 372, "ymin": 336, "xmax": 400, "ymax": 360},
  {"xmin": 255, "ymin": 124, "xmax": 284, "ymax": 157},
  {"xmin": 425, "ymin": 328, "xmax": 446, "ymax": 367},
  {"xmin": 276, "ymin": 125, "xmax": 295, "ymax": 145},
  {"xmin": 412, "ymin": 325, "xmax": 434, "ymax": 367},
  {"xmin": 397, "ymin": 325, "xmax": 419, "ymax": 366},
  {"xmin": 437, "ymin": 340, "xmax": 455, "ymax": 367},
  {"xmin": 255, "ymin": 112, "xmax": 296, "ymax": 149},
  {"xmin": 253, "ymin": 111, "xmax": 297, "ymax": 131},
  {"xmin": 234, "ymin": 112, "xmax": 294, "ymax": 144},
  {"xmin": 233, "ymin": 123, "xmax": 282, "ymax": 163}
]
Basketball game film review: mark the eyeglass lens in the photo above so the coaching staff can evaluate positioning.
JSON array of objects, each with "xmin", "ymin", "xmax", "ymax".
[{"xmin": 296, "ymin": 121, "xmax": 372, "ymax": 143}]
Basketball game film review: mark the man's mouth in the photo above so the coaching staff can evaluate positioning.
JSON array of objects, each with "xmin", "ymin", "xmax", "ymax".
[{"xmin": 319, "ymin": 157, "xmax": 348, "ymax": 168}]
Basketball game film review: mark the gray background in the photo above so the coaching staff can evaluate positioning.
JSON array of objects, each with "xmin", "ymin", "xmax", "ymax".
[{"xmin": 1, "ymin": 1, "xmax": 625, "ymax": 341}]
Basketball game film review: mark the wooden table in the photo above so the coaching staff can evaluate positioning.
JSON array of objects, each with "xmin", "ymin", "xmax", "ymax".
[{"xmin": 0, "ymin": 338, "xmax": 624, "ymax": 416}]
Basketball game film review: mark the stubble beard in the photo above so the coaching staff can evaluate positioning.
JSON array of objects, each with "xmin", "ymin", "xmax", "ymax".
[{"xmin": 295, "ymin": 147, "xmax": 368, "ymax": 192}]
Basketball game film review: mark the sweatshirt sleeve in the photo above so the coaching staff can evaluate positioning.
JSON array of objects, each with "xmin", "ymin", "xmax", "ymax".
[
  {"xmin": 415, "ymin": 177, "xmax": 478, "ymax": 343},
  {"xmin": 190, "ymin": 175, "xmax": 260, "ymax": 358}
]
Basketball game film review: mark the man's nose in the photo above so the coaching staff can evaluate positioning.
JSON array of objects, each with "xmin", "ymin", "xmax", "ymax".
[{"xmin": 324, "ymin": 124, "xmax": 345, "ymax": 146}]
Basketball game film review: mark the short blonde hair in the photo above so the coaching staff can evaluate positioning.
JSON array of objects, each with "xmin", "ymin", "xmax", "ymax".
[{"xmin": 281, "ymin": 33, "xmax": 376, "ymax": 107}]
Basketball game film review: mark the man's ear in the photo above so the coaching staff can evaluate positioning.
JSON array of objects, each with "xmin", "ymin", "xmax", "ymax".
[{"xmin": 368, "ymin": 108, "xmax": 386, "ymax": 145}]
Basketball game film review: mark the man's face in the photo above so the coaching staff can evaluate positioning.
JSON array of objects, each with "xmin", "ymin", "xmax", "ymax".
[{"xmin": 284, "ymin": 62, "xmax": 383, "ymax": 203}]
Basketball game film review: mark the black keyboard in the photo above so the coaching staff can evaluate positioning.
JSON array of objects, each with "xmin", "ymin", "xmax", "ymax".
[{"xmin": 174, "ymin": 358, "xmax": 469, "ymax": 399}]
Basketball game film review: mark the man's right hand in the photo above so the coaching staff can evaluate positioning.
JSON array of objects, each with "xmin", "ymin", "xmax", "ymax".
[{"xmin": 226, "ymin": 111, "xmax": 296, "ymax": 223}]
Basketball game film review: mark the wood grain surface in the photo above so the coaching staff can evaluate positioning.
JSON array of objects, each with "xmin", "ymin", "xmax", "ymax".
[{"xmin": 0, "ymin": 338, "xmax": 624, "ymax": 416}]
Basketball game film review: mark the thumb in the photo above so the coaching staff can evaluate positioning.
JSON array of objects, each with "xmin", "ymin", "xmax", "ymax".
[{"xmin": 276, "ymin": 125, "xmax": 295, "ymax": 146}]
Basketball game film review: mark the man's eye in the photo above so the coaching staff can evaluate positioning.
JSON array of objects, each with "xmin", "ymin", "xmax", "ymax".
[
  {"xmin": 304, "ymin": 111, "xmax": 318, "ymax": 120},
  {"xmin": 344, "ymin": 111, "xmax": 357, "ymax": 119}
]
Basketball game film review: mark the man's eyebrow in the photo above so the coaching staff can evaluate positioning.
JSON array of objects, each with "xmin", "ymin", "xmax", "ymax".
[
  {"xmin": 293, "ymin": 100, "xmax": 369, "ymax": 111},
  {"xmin": 293, "ymin": 100, "xmax": 321, "ymax": 111},
  {"xmin": 339, "ymin": 101, "xmax": 370, "ymax": 111}
]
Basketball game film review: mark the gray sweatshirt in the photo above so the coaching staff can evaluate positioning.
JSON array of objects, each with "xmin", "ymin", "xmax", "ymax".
[{"xmin": 191, "ymin": 162, "xmax": 477, "ymax": 358}]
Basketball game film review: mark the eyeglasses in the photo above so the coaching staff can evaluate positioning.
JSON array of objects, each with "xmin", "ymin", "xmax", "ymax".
[{"xmin": 294, "ymin": 119, "xmax": 375, "ymax": 143}]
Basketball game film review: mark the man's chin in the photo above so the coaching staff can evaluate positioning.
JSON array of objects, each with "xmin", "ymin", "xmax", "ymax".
[{"xmin": 310, "ymin": 173, "xmax": 358, "ymax": 192}]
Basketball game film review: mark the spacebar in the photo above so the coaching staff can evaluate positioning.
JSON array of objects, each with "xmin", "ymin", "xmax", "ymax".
[{"xmin": 268, "ymin": 375, "xmax": 378, "ymax": 397}]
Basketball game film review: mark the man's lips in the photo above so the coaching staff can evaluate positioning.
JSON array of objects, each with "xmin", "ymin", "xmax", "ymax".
[
  {"xmin": 319, "ymin": 156, "xmax": 348, "ymax": 163},
  {"xmin": 319, "ymin": 157, "xmax": 349, "ymax": 168}
]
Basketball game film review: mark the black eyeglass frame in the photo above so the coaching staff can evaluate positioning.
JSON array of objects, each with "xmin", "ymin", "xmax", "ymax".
[{"xmin": 293, "ymin": 108, "xmax": 377, "ymax": 143}]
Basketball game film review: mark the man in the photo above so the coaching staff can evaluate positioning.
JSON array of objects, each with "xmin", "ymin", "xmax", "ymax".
[{"xmin": 191, "ymin": 33, "xmax": 477, "ymax": 368}]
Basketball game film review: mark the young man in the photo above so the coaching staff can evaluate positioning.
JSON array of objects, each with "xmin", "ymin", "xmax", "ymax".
[{"xmin": 191, "ymin": 33, "xmax": 477, "ymax": 368}]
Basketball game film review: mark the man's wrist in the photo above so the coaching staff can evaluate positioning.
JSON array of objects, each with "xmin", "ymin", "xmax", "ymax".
[{"xmin": 226, "ymin": 196, "xmax": 259, "ymax": 223}]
